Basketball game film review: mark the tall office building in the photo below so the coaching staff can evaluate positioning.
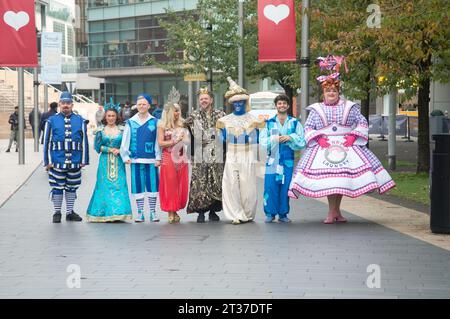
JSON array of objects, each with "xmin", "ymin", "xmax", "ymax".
[{"xmin": 87, "ymin": 0, "xmax": 199, "ymax": 106}]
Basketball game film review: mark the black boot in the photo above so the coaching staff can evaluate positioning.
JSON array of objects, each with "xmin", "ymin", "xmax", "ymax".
[
  {"xmin": 66, "ymin": 211, "xmax": 83, "ymax": 222},
  {"xmin": 197, "ymin": 212, "xmax": 206, "ymax": 223},
  {"xmin": 208, "ymin": 211, "xmax": 220, "ymax": 222},
  {"xmin": 5, "ymin": 149, "xmax": 10, "ymax": 152},
  {"xmin": 53, "ymin": 212, "xmax": 62, "ymax": 223}
]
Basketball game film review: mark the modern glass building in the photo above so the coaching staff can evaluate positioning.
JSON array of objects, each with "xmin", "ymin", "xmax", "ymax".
[{"xmin": 87, "ymin": 0, "xmax": 200, "ymax": 107}]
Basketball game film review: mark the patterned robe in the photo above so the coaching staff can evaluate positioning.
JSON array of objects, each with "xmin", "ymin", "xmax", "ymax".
[{"xmin": 184, "ymin": 108, "xmax": 226, "ymax": 214}]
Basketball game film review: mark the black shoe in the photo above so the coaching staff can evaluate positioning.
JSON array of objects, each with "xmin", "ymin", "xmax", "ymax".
[
  {"xmin": 6, "ymin": 149, "xmax": 10, "ymax": 152},
  {"xmin": 15, "ymin": 149, "xmax": 18, "ymax": 152},
  {"xmin": 66, "ymin": 211, "xmax": 83, "ymax": 222},
  {"xmin": 53, "ymin": 212, "xmax": 62, "ymax": 223},
  {"xmin": 209, "ymin": 211, "xmax": 220, "ymax": 222},
  {"xmin": 197, "ymin": 213, "xmax": 206, "ymax": 223}
]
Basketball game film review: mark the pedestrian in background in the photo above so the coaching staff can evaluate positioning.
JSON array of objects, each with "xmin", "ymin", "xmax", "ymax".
[
  {"xmin": 119, "ymin": 100, "xmax": 133, "ymax": 123},
  {"xmin": 152, "ymin": 104, "xmax": 163, "ymax": 119},
  {"xmin": 6, "ymin": 106, "xmax": 25, "ymax": 152},
  {"xmin": 40, "ymin": 102, "xmax": 58, "ymax": 144},
  {"xmin": 95, "ymin": 105, "xmax": 105, "ymax": 127},
  {"xmin": 29, "ymin": 108, "xmax": 42, "ymax": 140}
]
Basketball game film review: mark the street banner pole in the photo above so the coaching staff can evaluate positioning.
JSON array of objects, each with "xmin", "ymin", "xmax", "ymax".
[
  {"xmin": 18, "ymin": 67, "xmax": 25, "ymax": 165},
  {"xmin": 388, "ymin": 89, "xmax": 397, "ymax": 170},
  {"xmin": 238, "ymin": 0, "xmax": 244, "ymax": 87},
  {"xmin": 33, "ymin": 67, "xmax": 40, "ymax": 152},
  {"xmin": 300, "ymin": 0, "xmax": 310, "ymax": 124},
  {"xmin": 188, "ymin": 81, "xmax": 193, "ymax": 115},
  {"xmin": 44, "ymin": 83, "xmax": 48, "ymax": 116}
]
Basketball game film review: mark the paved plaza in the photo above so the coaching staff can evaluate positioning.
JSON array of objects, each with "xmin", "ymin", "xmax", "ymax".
[{"xmin": 0, "ymin": 138, "xmax": 449, "ymax": 299}]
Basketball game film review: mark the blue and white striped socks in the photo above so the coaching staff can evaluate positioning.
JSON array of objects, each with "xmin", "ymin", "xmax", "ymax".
[
  {"xmin": 148, "ymin": 196, "xmax": 157, "ymax": 213},
  {"xmin": 136, "ymin": 198, "xmax": 145, "ymax": 213},
  {"xmin": 65, "ymin": 191, "xmax": 76, "ymax": 215},
  {"xmin": 52, "ymin": 193, "xmax": 63, "ymax": 214}
]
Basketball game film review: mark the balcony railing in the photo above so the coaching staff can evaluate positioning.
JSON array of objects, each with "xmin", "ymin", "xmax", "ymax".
[
  {"xmin": 61, "ymin": 57, "xmax": 90, "ymax": 74},
  {"xmin": 88, "ymin": 0, "xmax": 153, "ymax": 8}
]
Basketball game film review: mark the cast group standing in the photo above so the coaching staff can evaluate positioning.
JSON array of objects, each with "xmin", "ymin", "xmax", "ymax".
[{"xmin": 43, "ymin": 55, "xmax": 395, "ymax": 225}]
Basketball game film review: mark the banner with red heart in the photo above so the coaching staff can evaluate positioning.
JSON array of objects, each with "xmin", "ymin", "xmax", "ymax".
[
  {"xmin": 258, "ymin": 0, "xmax": 297, "ymax": 62},
  {"xmin": 0, "ymin": 0, "xmax": 38, "ymax": 66}
]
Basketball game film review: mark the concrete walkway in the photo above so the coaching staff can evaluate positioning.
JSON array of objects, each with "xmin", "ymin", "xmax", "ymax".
[
  {"xmin": 0, "ymin": 139, "xmax": 43, "ymax": 208},
  {"xmin": 0, "ymin": 137, "xmax": 449, "ymax": 299}
]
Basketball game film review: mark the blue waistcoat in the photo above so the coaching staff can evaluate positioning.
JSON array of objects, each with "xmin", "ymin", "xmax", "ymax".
[
  {"xmin": 127, "ymin": 117, "xmax": 158, "ymax": 159},
  {"xmin": 44, "ymin": 112, "xmax": 89, "ymax": 168}
]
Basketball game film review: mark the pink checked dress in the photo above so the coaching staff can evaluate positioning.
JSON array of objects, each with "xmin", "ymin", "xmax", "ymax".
[{"xmin": 288, "ymin": 99, "xmax": 395, "ymax": 198}]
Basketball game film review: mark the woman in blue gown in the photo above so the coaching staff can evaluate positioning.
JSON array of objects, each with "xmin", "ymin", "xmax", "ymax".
[{"xmin": 86, "ymin": 108, "xmax": 132, "ymax": 222}]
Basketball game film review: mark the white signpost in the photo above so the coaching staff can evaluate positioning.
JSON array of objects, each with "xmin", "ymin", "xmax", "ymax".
[{"xmin": 41, "ymin": 32, "xmax": 62, "ymax": 84}]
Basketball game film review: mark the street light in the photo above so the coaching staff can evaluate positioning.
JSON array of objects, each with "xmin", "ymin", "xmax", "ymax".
[
  {"xmin": 206, "ymin": 22, "xmax": 213, "ymax": 91},
  {"xmin": 201, "ymin": 8, "xmax": 213, "ymax": 91}
]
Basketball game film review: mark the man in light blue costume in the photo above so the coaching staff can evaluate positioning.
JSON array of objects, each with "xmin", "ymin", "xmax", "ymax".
[
  {"xmin": 120, "ymin": 93, "xmax": 161, "ymax": 223},
  {"xmin": 43, "ymin": 92, "xmax": 89, "ymax": 223},
  {"xmin": 260, "ymin": 94, "xmax": 306, "ymax": 223}
]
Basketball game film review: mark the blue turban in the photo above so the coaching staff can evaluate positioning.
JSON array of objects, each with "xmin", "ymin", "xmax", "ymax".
[{"xmin": 136, "ymin": 93, "xmax": 153, "ymax": 105}]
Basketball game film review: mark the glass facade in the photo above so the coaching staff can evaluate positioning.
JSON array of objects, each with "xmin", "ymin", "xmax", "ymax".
[
  {"xmin": 103, "ymin": 76, "xmax": 188, "ymax": 111},
  {"xmin": 87, "ymin": 0, "xmax": 202, "ymax": 112},
  {"xmin": 88, "ymin": 0, "xmax": 154, "ymax": 7},
  {"xmin": 88, "ymin": 14, "xmax": 174, "ymax": 69}
]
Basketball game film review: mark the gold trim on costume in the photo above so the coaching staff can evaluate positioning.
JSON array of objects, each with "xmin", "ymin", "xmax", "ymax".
[
  {"xmin": 107, "ymin": 152, "xmax": 118, "ymax": 182},
  {"xmin": 86, "ymin": 214, "xmax": 133, "ymax": 222}
]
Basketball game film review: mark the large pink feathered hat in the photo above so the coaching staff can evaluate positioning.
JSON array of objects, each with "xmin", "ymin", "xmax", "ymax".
[{"xmin": 315, "ymin": 55, "xmax": 348, "ymax": 91}]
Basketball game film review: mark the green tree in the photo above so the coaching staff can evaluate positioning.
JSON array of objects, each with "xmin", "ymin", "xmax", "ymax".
[
  {"xmin": 150, "ymin": 0, "xmax": 242, "ymax": 86},
  {"xmin": 149, "ymin": 0, "xmax": 304, "ymax": 113},
  {"xmin": 375, "ymin": 0, "xmax": 449, "ymax": 173},
  {"xmin": 310, "ymin": 0, "xmax": 449, "ymax": 173}
]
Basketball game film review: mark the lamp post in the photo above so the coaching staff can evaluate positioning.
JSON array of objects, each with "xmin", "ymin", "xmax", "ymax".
[
  {"xmin": 238, "ymin": 0, "xmax": 244, "ymax": 87},
  {"xmin": 299, "ymin": 0, "xmax": 310, "ymax": 125},
  {"xmin": 202, "ymin": 8, "xmax": 213, "ymax": 92},
  {"xmin": 206, "ymin": 22, "xmax": 213, "ymax": 91}
]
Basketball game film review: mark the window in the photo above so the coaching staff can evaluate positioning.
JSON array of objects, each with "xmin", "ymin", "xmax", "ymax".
[
  {"xmin": 90, "ymin": 21, "xmax": 104, "ymax": 32},
  {"xmin": 67, "ymin": 27, "xmax": 74, "ymax": 56},
  {"xmin": 104, "ymin": 20, "xmax": 120, "ymax": 31},
  {"xmin": 53, "ymin": 21, "xmax": 66, "ymax": 55},
  {"xmin": 120, "ymin": 18, "xmax": 135, "ymax": 30}
]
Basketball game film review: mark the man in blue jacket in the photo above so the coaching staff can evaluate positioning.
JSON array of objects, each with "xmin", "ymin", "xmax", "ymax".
[
  {"xmin": 260, "ymin": 94, "xmax": 306, "ymax": 223},
  {"xmin": 43, "ymin": 92, "xmax": 89, "ymax": 223}
]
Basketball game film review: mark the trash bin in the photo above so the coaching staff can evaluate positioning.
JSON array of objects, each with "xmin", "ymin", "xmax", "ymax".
[
  {"xmin": 430, "ymin": 110, "xmax": 445, "ymax": 137},
  {"xmin": 430, "ymin": 134, "xmax": 450, "ymax": 234}
]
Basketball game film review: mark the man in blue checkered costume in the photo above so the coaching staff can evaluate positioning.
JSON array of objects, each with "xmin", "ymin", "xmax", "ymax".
[{"xmin": 43, "ymin": 92, "xmax": 89, "ymax": 223}]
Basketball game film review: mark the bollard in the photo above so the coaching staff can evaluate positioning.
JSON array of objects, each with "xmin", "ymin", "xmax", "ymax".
[{"xmin": 430, "ymin": 134, "xmax": 450, "ymax": 234}]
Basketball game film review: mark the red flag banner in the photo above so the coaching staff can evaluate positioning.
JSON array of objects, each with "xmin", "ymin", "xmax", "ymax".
[
  {"xmin": 258, "ymin": 0, "xmax": 296, "ymax": 62},
  {"xmin": 0, "ymin": 0, "xmax": 38, "ymax": 67}
]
